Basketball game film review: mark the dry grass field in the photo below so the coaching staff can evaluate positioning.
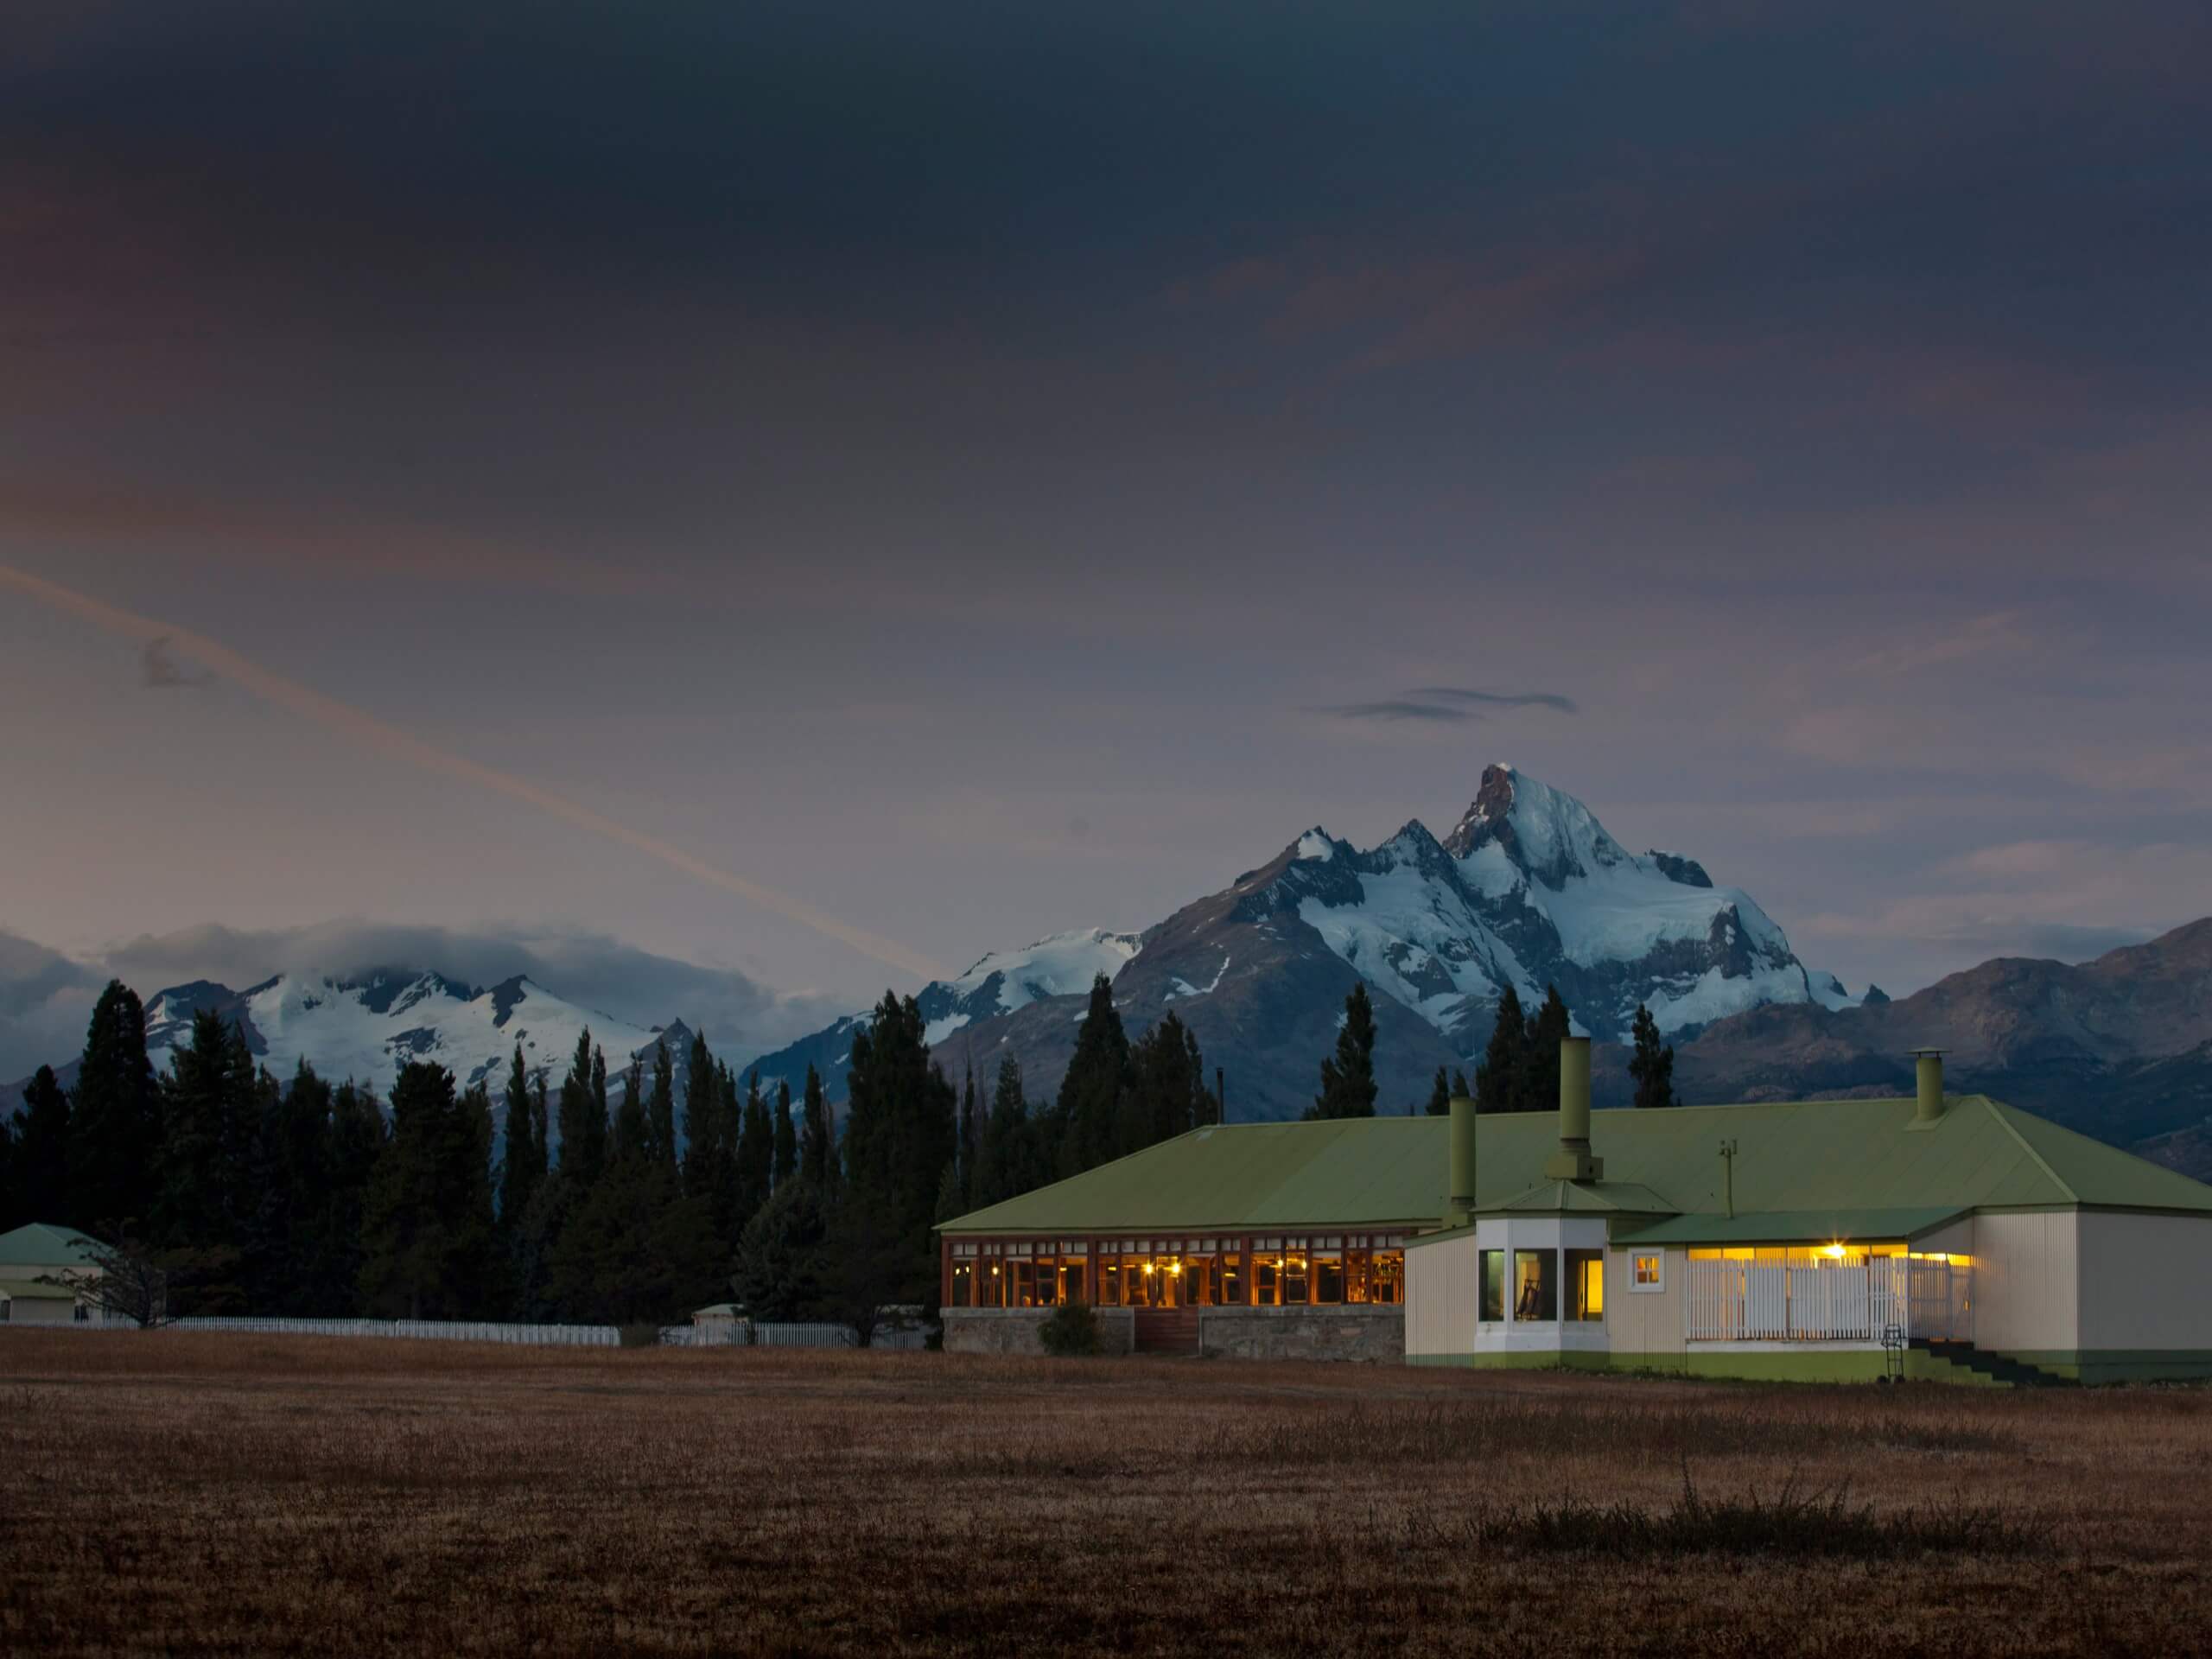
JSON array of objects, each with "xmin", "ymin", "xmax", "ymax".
[{"xmin": 3, "ymin": 1332, "xmax": 2209, "ymax": 1656}]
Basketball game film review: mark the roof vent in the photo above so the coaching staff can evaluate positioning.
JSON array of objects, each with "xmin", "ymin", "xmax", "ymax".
[
  {"xmin": 1542, "ymin": 1037, "xmax": 1604, "ymax": 1182},
  {"xmin": 1910, "ymin": 1048, "xmax": 1948, "ymax": 1123}
]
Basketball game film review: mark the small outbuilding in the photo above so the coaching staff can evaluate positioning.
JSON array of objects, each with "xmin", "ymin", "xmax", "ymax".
[{"xmin": 0, "ymin": 1223, "xmax": 106, "ymax": 1327}]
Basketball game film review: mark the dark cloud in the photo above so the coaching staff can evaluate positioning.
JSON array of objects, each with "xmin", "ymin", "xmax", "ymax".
[
  {"xmin": 1410, "ymin": 688, "xmax": 1580, "ymax": 715},
  {"xmin": 1, "ymin": 922, "xmax": 840, "ymax": 1083},
  {"xmin": 139, "ymin": 637, "xmax": 210, "ymax": 689},
  {"xmin": 1308, "ymin": 701, "xmax": 1476, "ymax": 724}
]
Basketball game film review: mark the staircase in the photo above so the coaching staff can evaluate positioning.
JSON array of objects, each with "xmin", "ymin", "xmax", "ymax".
[
  {"xmin": 1909, "ymin": 1338, "xmax": 2075, "ymax": 1388},
  {"xmin": 1132, "ymin": 1307, "xmax": 1200, "ymax": 1356}
]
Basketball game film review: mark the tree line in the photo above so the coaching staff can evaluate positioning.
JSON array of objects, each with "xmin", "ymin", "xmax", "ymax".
[
  {"xmin": 0, "ymin": 972, "xmax": 1224, "ymax": 1332},
  {"xmin": 1302, "ymin": 979, "xmax": 1681, "ymax": 1120}
]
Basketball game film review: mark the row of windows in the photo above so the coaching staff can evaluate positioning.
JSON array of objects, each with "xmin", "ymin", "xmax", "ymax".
[
  {"xmin": 950, "ymin": 1248, "xmax": 1407, "ymax": 1309},
  {"xmin": 1478, "ymin": 1249, "xmax": 1607, "ymax": 1323}
]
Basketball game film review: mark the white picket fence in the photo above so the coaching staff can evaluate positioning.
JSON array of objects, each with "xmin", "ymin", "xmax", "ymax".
[
  {"xmin": 166, "ymin": 1315, "xmax": 929, "ymax": 1350},
  {"xmin": 172, "ymin": 1317, "xmax": 621, "ymax": 1345}
]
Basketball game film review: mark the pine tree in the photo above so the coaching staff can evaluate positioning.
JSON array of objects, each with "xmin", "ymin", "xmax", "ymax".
[
  {"xmin": 1517, "ymin": 984, "xmax": 1573, "ymax": 1112},
  {"xmin": 646, "ymin": 1039, "xmax": 679, "ymax": 1174},
  {"xmin": 555, "ymin": 1030, "xmax": 602, "ymax": 1185},
  {"xmin": 733, "ymin": 1179, "xmax": 830, "ymax": 1323},
  {"xmin": 316, "ymin": 1081, "xmax": 386, "ymax": 1315},
  {"xmin": 1124, "ymin": 1011, "xmax": 1210, "ymax": 1148},
  {"xmin": 1474, "ymin": 986, "xmax": 1529, "ymax": 1114},
  {"xmin": 67, "ymin": 980, "xmax": 162, "ymax": 1232},
  {"xmin": 498, "ymin": 1046, "xmax": 538, "ymax": 1231},
  {"xmin": 799, "ymin": 1064, "xmax": 835, "ymax": 1192},
  {"xmin": 1452, "ymin": 1067, "xmax": 1471, "ymax": 1099},
  {"xmin": 359, "ymin": 1063, "xmax": 495, "ymax": 1319},
  {"xmin": 1055, "ymin": 975, "xmax": 1130, "ymax": 1175},
  {"xmin": 1424, "ymin": 1065, "xmax": 1452, "ymax": 1117},
  {"xmin": 13, "ymin": 1065, "xmax": 70, "ymax": 1220},
  {"xmin": 1308, "ymin": 983, "xmax": 1380, "ymax": 1120},
  {"xmin": 772, "ymin": 1077, "xmax": 797, "ymax": 1192},
  {"xmin": 735, "ymin": 1070, "xmax": 773, "ymax": 1225},
  {"xmin": 615, "ymin": 1046, "xmax": 659, "ymax": 1166},
  {"xmin": 1628, "ymin": 1003, "xmax": 1681, "ymax": 1109},
  {"xmin": 972, "ymin": 1053, "xmax": 1035, "ymax": 1209},
  {"xmin": 834, "ymin": 992, "xmax": 957, "ymax": 1314},
  {"xmin": 954, "ymin": 1065, "xmax": 979, "ymax": 1213},
  {"xmin": 680, "ymin": 1033, "xmax": 720, "ymax": 1194},
  {"xmin": 158, "ymin": 1008, "xmax": 236, "ymax": 1249},
  {"xmin": 250, "ymin": 1061, "xmax": 334, "ymax": 1315}
]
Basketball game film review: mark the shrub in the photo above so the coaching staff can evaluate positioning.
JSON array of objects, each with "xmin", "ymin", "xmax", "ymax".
[
  {"xmin": 617, "ymin": 1322, "xmax": 664, "ymax": 1349},
  {"xmin": 1039, "ymin": 1300, "xmax": 1102, "ymax": 1357}
]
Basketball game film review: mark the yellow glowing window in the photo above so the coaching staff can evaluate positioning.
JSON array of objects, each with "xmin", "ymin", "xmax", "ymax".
[
  {"xmin": 1631, "ymin": 1252, "xmax": 1662, "ymax": 1290},
  {"xmin": 1567, "ymin": 1249, "xmax": 1604, "ymax": 1320}
]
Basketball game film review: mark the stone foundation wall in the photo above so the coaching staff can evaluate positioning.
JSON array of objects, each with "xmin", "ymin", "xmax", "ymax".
[
  {"xmin": 1198, "ymin": 1306, "xmax": 1405, "ymax": 1363},
  {"xmin": 940, "ymin": 1307, "xmax": 1135, "ymax": 1357}
]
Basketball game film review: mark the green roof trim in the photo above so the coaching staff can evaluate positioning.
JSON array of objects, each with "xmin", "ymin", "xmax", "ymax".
[
  {"xmin": 0, "ymin": 1278, "xmax": 81, "ymax": 1300},
  {"xmin": 1614, "ymin": 1207, "xmax": 1968, "ymax": 1247},
  {"xmin": 0, "ymin": 1223, "xmax": 102, "ymax": 1268},
  {"xmin": 938, "ymin": 1095, "xmax": 2212, "ymax": 1239}
]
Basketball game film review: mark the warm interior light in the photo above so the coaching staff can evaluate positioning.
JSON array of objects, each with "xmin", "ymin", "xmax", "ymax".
[{"xmin": 1822, "ymin": 1243, "xmax": 1846, "ymax": 1259}]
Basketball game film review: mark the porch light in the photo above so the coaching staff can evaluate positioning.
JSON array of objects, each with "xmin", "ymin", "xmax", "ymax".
[{"xmin": 1822, "ymin": 1243, "xmax": 1846, "ymax": 1259}]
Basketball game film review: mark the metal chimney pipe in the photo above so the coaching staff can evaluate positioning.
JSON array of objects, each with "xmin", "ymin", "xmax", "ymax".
[
  {"xmin": 1560, "ymin": 1036, "xmax": 1592, "ymax": 1149},
  {"xmin": 1446, "ymin": 1095, "xmax": 1477, "ymax": 1230},
  {"xmin": 1911, "ymin": 1049, "xmax": 1947, "ymax": 1123}
]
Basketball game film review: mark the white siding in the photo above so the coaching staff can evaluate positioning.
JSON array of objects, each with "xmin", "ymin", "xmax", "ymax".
[
  {"xmin": 1969, "ymin": 1211, "xmax": 2079, "ymax": 1354},
  {"xmin": 2075, "ymin": 1211, "xmax": 2212, "ymax": 1352},
  {"xmin": 1404, "ymin": 1233, "xmax": 1479, "ymax": 1357}
]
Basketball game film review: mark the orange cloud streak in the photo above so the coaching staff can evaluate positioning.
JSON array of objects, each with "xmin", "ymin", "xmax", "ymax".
[{"xmin": 0, "ymin": 562, "xmax": 944, "ymax": 983}]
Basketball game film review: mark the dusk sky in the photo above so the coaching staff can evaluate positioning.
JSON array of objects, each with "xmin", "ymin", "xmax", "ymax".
[{"xmin": 3, "ymin": 3, "xmax": 2209, "ymax": 1074}]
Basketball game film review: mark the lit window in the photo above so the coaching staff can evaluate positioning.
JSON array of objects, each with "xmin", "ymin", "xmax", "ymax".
[
  {"xmin": 1012, "ymin": 1260, "xmax": 1036, "ymax": 1307},
  {"xmin": 1219, "ymin": 1253, "xmax": 1244, "ymax": 1305},
  {"xmin": 950, "ymin": 1262, "xmax": 975, "ymax": 1306},
  {"xmin": 1313, "ymin": 1253, "xmax": 1344, "ymax": 1304},
  {"xmin": 1630, "ymin": 1252, "xmax": 1663, "ymax": 1292},
  {"xmin": 1034, "ymin": 1255, "xmax": 1058, "ymax": 1306},
  {"xmin": 1478, "ymin": 1249, "xmax": 1504, "ymax": 1322},
  {"xmin": 1370, "ymin": 1250, "xmax": 1404, "ymax": 1306},
  {"xmin": 1567, "ymin": 1249, "xmax": 1604, "ymax": 1321},
  {"xmin": 1253, "ymin": 1254, "xmax": 1281, "ymax": 1306},
  {"xmin": 1282, "ymin": 1252, "xmax": 1310, "ymax": 1305},
  {"xmin": 1512, "ymin": 1249, "xmax": 1555, "ymax": 1322}
]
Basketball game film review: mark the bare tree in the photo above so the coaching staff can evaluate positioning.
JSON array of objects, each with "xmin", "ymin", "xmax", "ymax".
[{"xmin": 39, "ymin": 1224, "xmax": 170, "ymax": 1328}]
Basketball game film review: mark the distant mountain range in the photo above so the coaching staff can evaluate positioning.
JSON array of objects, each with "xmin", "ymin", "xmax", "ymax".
[
  {"xmin": 10, "ymin": 766, "xmax": 2206, "ymax": 1180},
  {"xmin": 745, "ymin": 765, "xmax": 1866, "ymax": 1118},
  {"xmin": 6, "ymin": 971, "xmax": 702, "ymax": 1122}
]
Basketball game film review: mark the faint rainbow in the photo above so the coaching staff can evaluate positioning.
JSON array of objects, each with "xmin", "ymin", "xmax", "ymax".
[{"xmin": 0, "ymin": 563, "xmax": 944, "ymax": 982}]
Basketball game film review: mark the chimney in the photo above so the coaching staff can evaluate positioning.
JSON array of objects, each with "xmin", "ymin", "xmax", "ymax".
[
  {"xmin": 1910, "ymin": 1048, "xmax": 1948, "ymax": 1123},
  {"xmin": 1542, "ymin": 1036, "xmax": 1604, "ymax": 1182},
  {"xmin": 1445, "ymin": 1095, "xmax": 1477, "ymax": 1230}
]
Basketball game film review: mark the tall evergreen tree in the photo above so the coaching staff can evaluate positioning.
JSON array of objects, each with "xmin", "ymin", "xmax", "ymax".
[
  {"xmin": 315, "ymin": 1081, "xmax": 386, "ymax": 1315},
  {"xmin": 1308, "ymin": 983, "xmax": 1380, "ymax": 1120},
  {"xmin": 13, "ymin": 1065, "xmax": 70, "ymax": 1220},
  {"xmin": 1424, "ymin": 1065, "xmax": 1452, "ymax": 1117},
  {"xmin": 67, "ymin": 980, "xmax": 161, "ymax": 1231},
  {"xmin": 1453, "ymin": 1067, "xmax": 1471, "ymax": 1099},
  {"xmin": 798, "ymin": 1063, "xmax": 835, "ymax": 1192},
  {"xmin": 359, "ymin": 1063, "xmax": 496, "ymax": 1319},
  {"xmin": 244, "ymin": 1060, "xmax": 333, "ymax": 1315},
  {"xmin": 772, "ymin": 1077, "xmax": 798, "ymax": 1192},
  {"xmin": 971, "ymin": 1053, "xmax": 1036, "ymax": 1210},
  {"xmin": 555, "ymin": 1029, "xmax": 604, "ymax": 1185},
  {"xmin": 954, "ymin": 1065, "xmax": 979, "ymax": 1213},
  {"xmin": 645, "ymin": 1039, "xmax": 679, "ymax": 1174},
  {"xmin": 1628, "ymin": 1003, "xmax": 1681, "ymax": 1109},
  {"xmin": 498, "ymin": 1046, "xmax": 539, "ymax": 1230},
  {"xmin": 1124, "ymin": 1011, "xmax": 1211, "ymax": 1149},
  {"xmin": 735, "ymin": 1070, "xmax": 773, "ymax": 1225},
  {"xmin": 1517, "ymin": 984, "xmax": 1573, "ymax": 1111},
  {"xmin": 1474, "ymin": 986, "xmax": 1529, "ymax": 1114},
  {"xmin": 835, "ymin": 992, "xmax": 957, "ymax": 1313},
  {"xmin": 615, "ymin": 1046, "xmax": 659, "ymax": 1166},
  {"xmin": 682, "ymin": 1038, "xmax": 737, "ymax": 1246},
  {"xmin": 1055, "ymin": 975, "xmax": 1130, "ymax": 1176}
]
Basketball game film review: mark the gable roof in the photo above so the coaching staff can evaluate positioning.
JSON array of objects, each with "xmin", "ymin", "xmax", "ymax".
[
  {"xmin": 0, "ymin": 1278, "xmax": 82, "ymax": 1301},
  {"xmin": 0, "ymin": 1223, "xmax": 104, "ymax": 1268},
  {"xmin": 938, "ymin": 1096, "xmax": 2212, "ymax": 1237}
]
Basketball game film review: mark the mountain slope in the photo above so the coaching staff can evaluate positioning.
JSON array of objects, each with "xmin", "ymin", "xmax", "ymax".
[
  {"xmin": 749, "ymin": 765, "xmax": 1842, "ymax": 1118},
  {"xmin": 1674, "ymin": 918, "xmax": 2212, "ymax": 1166}
]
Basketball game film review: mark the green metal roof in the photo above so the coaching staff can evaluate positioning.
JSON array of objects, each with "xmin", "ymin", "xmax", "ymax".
[
  {"xmin": 938, "ymin": 1096, "xmax": 2212, "ymax": 1237},
  {"xmin": 0, "ymin": 1278, "xmax": 81, "ymax": 1300},
  {"xmin": 0, "ymin": 1223, "xmax": 102, "ymax": 1268},
  {"xmin": 1615, "ymin": 1207, "xmax": 1968, "ymax": 1247}
]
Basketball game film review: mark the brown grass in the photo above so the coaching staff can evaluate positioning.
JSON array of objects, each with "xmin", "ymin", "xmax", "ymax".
[{"xmin": 3, "ymin": 1332, "xmax": 2209, "ymax": 1656}]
